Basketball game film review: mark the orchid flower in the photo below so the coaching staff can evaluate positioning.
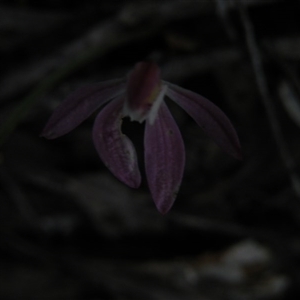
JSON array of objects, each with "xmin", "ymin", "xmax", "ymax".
[{"xmin": 41, "ymin": 62, "xmax": 241, "ymax": 214}]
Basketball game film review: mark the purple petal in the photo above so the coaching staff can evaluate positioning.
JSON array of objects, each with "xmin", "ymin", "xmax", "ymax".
[
  {"xmin": 166, "ymin": 82, "xmax": 242, "ymax": 160},
  {"xmin": 145, "ymin": 102, "xmax": 185, "ymax": 214},
  {"xmin": 93, "ymin": 96, "xmax": 141, "ymax": 188},
  {"xmin": 124, "ymin": 62, "xmax": 162, "ymax": 122},
  {"xmin": 41, "ymin": 78, "xmax": 126, "ymax": 139}
]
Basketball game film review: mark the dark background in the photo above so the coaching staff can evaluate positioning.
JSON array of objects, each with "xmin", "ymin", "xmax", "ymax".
[{"xmin": 1, "ymin": 0, "xmax": 300, "ymax": 299}]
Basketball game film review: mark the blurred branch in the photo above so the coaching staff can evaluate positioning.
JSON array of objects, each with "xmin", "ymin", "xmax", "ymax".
[
  {"xmin": 0, "ymin": 6, "xmax": 73, "ymax": 53},
  {"xmin": 0, "ymin": 166, "xmax": 37, "ymax": 223},
  {"xmin": 0, "ymin": 0, "xmax": 285, "ymax": 146},
  {"xmin": 235, "ymin": 0, "xmax": 300, "ymax": 197},
  {"xmin": 0, "ymin": 0, "xmax": 283, "ymax": 103},
  {"xmin": 0, "ymin": 6, "xmax": 70, "ymax": 33},
  {"xmin": 214, "ymin": 0, "xmax": 237, "ymax": 41},
  {"xmin": 0, "ymin": 22, "xmax": 159, "ymax": 147},
  {"xmin": 263, "ymin": 42, "xmax": 300, "ymax": 102}
]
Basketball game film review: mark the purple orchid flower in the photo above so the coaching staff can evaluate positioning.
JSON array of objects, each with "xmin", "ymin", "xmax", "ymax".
[{"xmin": 41, "ymin": 61, "xmax": 241, "ymax": 214}]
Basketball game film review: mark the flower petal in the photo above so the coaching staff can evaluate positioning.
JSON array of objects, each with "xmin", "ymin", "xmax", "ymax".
[
  {"xmin": 148, "ymin": 84, "xmax": 168, "ymax": 125},
  {"xmin": 145, "ymin": 102, "xmax": 185, "ymax": 214},
  {"xmin": 124, "ymin": 62, "xmax": 162, "ymax": 123},
  {"xmin": 166, "ymin": 82, "xmax": 242, "ymax": 160},
  {"xmin": 93, "ymin": 96, "xmax": 141, "ymax": 188},
  {"xmin": 41, "ymin": 78, "xmax": 126, "ymax": 139}
]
